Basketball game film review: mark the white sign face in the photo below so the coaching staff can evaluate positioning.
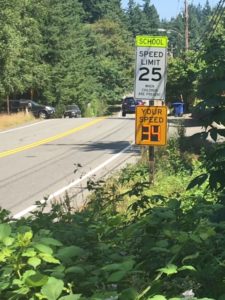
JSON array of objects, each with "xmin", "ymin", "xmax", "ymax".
[{"xmin": 134, "ymin": 46, "xmax": 167, "ymax": 100}]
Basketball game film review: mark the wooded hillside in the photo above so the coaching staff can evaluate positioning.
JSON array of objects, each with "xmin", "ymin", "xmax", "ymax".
[{"xmin": 0, "ymin": 0, "xmax": 222, "ymax": 115}]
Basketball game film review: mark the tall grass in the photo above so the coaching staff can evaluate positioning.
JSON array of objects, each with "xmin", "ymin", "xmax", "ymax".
[{"xmin": 0, "ymin": 112, "xmax": 35, "ymax": 131}]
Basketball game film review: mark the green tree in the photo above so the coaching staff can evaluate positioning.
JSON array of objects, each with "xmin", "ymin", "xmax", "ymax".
[
  {"xmin": 85, "ymin": 18, "xmax": 134, "ymax": 108},
  {"xmin": 162, "ymin": 1, "xmax": 213, "ymax": 54},
  {"xmin": 0, "ymin": 0, "xmax": 24, "ymax": 110},
  {"xmin": 79, "ymin": 0, "xmax": 124, "ymax": 23},
  {"xmin": 161, "ymin": 14, "xmax": 185, "ymax": 56},
  {"xmin": 126, "ymin": 0, "xmax": 159, "ymax": 37},
  {"xmin": 36, "ymin": 0, "xmax": 86, "ymax": 106},
  {"xmin": 198, "ymin": 14, "xmax": 225, "ymax": 100},
  {"xmin": 141, "ymin": 0, "xmax": 159, "ymax": 34},
  {"xmin": 201, "ymin": 0, "xmax": 212, "ymax": 31},
  {"xmin": 126, "ymin": 0, "xmax": 145, "ymax": 37},
  {"xmin": 18, "ymin": 0, "xmax": 49, "ymax": 101},
  {"xmin": 166, "ymin": 52, "xmax": 203, "ymax": 107}
]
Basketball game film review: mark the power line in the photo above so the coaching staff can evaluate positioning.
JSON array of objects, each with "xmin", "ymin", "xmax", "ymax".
[
  {"xmin": 193, "ymin": 0, "xmax": 225, "ymax": 50},
  {"xmin": 193, "ymin": 0, "xmax": 224, "ymax": 64},
  {"xmin": 207, "ymin": 1, "xmax": 225, "ymax": 40}
]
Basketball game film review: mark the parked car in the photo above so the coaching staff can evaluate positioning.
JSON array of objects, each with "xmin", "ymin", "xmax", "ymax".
[
  {"xmin": 9, "ymin": 99, "xmax": 55, "ymax": 119},
  {"xmin": 135, "ymin": 99, "xmax": 145, "ymax": 106},
  {"xmin": 121, "ymin": 97, "xmax": 144, "ymax": 117},
  {"xmin": 63, "ymin": 104, "xmax": 81, "ymax": 118}
]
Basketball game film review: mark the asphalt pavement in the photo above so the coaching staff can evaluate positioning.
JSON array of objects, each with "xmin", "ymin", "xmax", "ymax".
[{"xmin": 168, "ymin": 113, "xmax": 205, "ymax": 137}]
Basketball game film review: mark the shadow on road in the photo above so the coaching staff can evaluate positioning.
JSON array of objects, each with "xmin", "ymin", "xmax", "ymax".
[
  {"xmin": 45, "ymin": 141, "xmax": 140, "ymax": 155},
  {"xmin": 77, "ymin": 141, "xmax": 136, "ymax": 153}
]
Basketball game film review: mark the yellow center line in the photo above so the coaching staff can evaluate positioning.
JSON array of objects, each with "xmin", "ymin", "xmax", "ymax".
[{"xmin": 0, "ymin": 117, "xmax": 106, "ymax": 159}]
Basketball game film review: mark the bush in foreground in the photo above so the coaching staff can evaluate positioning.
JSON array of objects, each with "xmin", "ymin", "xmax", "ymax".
[{"xmin": 0, "ymin": 139, "xmax": 224, "ymax": 299}]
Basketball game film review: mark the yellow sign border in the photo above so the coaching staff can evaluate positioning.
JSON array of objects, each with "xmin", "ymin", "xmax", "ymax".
[
  {"xmin": 136, "ymin": 35, "xmax": 168, "ymax": 48},
  {"xmin": 135, "ymin": 106, "xmax": 167, "ymax": 146}
]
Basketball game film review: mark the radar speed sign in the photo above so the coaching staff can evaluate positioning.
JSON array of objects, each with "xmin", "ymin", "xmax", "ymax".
[{"xmin": 134, "ymin": 36, "xmax": 168, "ymax": 101}]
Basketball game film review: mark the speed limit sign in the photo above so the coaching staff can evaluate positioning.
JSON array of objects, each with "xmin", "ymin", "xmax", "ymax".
[{"xmin": 134, "ymin": 36, "xmax": 168, "ymax": 101}]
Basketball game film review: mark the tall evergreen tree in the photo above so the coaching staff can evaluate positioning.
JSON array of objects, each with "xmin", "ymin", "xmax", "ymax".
[
  {"xmin": 0, "ymin": 0, "xmax": 24, "ymax": 105},
  {"xmin": 85, "ymin": 18, "xmax": 134, "ymax": 107},
  {"xmin": 78, "ymin": 0, "xmax": 124, "ymax": 23},
  {"xmin": 126, "ymin": 0, "xmax": 159, "ymax": 36},
  {"xmin": 198, "ymin": 13, "xmax": 225, "ymax": 100},
  {"xmin": 202, "ymin": 0, "xmax": 212, "ymax": 21},
  {"xmin": 36, "ymin": 0, "xmax": 86, "ymax": 105},
  {"xmin": 142, "ymin": 0, "xmax": 159, "ymax": 33},
  {"xmin": 18, "ymin": 0, "xmax": 48, "ymax": 101},
  {"xmin": 126, "ymin": 0, "xmax": 144, "ymax": 36}
]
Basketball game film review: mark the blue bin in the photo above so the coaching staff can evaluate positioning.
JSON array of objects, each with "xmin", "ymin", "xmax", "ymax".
[{"xmin": 172, "ymin": 102, "xmax": 184, "ymax": 117}]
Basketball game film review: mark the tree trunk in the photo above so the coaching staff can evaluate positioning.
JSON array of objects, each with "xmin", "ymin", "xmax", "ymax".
[{"xmin": 6, "ymin": 95, "xmax": 10, "ymax": 114}]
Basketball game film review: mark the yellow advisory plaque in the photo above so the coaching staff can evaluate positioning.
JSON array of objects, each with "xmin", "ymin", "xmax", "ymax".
[
  {"xmin": 135, "ymin": 106, "xmax": 167, "ymax": 146},
  {"xmin": 136, "ymin": 35, "xmax": 168, "ymax": 48}
]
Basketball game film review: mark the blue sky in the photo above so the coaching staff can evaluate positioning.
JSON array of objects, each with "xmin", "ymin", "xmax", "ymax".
[{"xmin": 121, "ymin": 0, "xmax": 218, "ymax": 20}]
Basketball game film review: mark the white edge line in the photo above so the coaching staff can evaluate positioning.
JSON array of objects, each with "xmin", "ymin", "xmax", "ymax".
[
  {"xmin": 0, "ymin": 120, "xmax": 52, "ymax": 134},
  {"xmin": 13, "ymin": 143, "xmax": 134, "ymax": 219}
]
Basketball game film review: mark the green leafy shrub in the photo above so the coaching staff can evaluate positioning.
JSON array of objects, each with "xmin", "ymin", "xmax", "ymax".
[
  {"xmin": 0, "ymin": 135, "xmax": 224, "ymax": 299},
  {"xmin": 0, "ymin": 223, "xmax": 80, "ymax": 299}
]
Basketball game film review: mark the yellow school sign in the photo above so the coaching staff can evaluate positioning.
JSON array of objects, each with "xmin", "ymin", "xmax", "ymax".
[
  {"xmin": 136, "ymin": 35, "xmax": 168, "ymax": 48},
  {"xmin": 135, "ymin": 35, "xmax": 168, "ymax": 100},
  {"xmin": 135, "ymin": 106, "xmax": 167, "ymax": 146}
]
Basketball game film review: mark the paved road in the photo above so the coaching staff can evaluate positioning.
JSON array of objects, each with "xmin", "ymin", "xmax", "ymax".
[
  {"xmin": 168, "ymin": 114, "xmax": 205, "ymax": 137},
  {"xmin": 0, "ymin": 113, "xmax": 205, "ymax": 218},
  {"xmin": 0, "ymin": 117, "xmax": 140, "ymax": 217}
]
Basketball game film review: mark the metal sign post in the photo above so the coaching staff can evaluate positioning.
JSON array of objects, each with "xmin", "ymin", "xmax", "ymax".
[
  {"xmin": 134, "ymin": 36, "xmax": 168, "ymax": 185},
  {"xmin": 149, "ymin": 145, "xmax": 155, "ymax": 184}
]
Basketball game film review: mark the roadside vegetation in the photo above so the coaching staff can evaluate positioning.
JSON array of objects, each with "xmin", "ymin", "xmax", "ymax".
[
  {"xmin": 0, "ymin": 125, "xmax": 225, "ymax": 299},
  {"xmin": 0, "ymin": 112, "xmax": 35, "ymax": 131},
  {"xmin": 0, "ymin": 1, "xmax": 225, "ymax": 299}
]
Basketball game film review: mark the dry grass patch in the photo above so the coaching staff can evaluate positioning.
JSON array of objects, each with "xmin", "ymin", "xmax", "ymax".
[{"xmin": 0, "ymin": 112, "xmax": 36, "ymax": 131}]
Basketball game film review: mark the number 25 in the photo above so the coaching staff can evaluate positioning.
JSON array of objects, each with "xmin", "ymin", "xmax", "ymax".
[{"xmin": 139, "ymin": 67, "xmax": 162, "ymax": 81}]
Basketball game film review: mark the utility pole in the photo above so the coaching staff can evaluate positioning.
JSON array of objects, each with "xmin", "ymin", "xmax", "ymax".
[{"xmin": 185, "ymin": 0, "xmax": 189, "ymax": 51}]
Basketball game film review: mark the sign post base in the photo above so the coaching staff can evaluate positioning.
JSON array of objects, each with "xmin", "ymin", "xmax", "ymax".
[{"xmin": 149, "ymin": 146, "xmax": 155, "ymax": 185}]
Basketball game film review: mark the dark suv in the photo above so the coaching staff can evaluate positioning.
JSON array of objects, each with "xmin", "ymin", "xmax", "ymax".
[
  {"xmin": 63, "ymin": 104, "xmax": 81, "ymax": 118},
  {"xmin": 121, "ymin": 97, "xmax": 143, "ymax": 117},
  {"xmin": 9, "ymin": 99, "xmax": 55, "ymax": 119}
]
